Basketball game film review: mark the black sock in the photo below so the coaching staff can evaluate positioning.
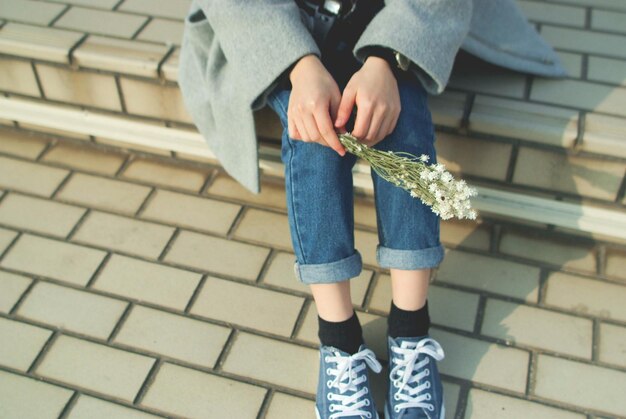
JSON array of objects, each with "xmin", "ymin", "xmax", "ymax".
[
  {"xmin": 387, "ymin": 299, "xmax": 431, "ymax": 338},
  {"xmin": 318, "ymin": 309, "xmax": 364, "ymax": 355}
]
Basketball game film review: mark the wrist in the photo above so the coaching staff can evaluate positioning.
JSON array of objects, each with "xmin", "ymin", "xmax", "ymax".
[{"xmin": 289, "ymin": 53, "xmax": 320, "ymax": 82}]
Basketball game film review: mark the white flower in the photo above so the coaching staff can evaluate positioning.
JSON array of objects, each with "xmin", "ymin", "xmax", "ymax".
[{"xmin": 419, "ymin": 154, "xmax": 430, "ymax": 162}]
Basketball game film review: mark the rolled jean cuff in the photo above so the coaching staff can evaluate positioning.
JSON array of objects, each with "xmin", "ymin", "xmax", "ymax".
[
  {"xmin": 376, "ymin": 243, "xmax": 445, "ymax": 270},
  {"xmin": 294, "ymin": 250, "xmax": 363, "ymax": 284}
]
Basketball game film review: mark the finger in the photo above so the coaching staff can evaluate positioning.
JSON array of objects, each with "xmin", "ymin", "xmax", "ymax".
[
  {"xmin": 314, "ymin": 105, "xmax": 346, "ymax": 156},
  {"xmin": 302, "ymin": 111, "xmax": 320, "ymax": 144},
  {"xmin": 335, "ymin": 86, "xmax": 357, "ymax": 128},
  {"xmin": 351, "ymin": 99, "xmax": 373, "ymax": 140},
  {"xmin": 288, "ymin": 114, "xmax": 299, "ymax": 139},
  {"xmin": 365, "ymin": 105, "xmax": 387, "ymax": 143},
  {"xmin": 294, "ymin": 116, "xmax": 311, "ymax": 142}
]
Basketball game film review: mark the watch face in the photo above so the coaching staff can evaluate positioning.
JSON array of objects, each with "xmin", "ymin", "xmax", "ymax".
[{"xmin": 395, "ymin": 51, "xmax": 410, "ymax": 71}]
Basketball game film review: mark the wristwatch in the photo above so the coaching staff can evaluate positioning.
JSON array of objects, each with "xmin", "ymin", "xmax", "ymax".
[{"xmin": 361, "ymin": 46, "xmax": 411, "ymax": 75}]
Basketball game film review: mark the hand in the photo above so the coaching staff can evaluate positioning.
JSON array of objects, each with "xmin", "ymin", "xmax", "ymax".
[
  {"xmin": 334, "ymin": 56, "xmax": 401, "ymax": 148},
  {"xmin": 288, "ymin": 54, "xmax": 347, "ymax": 156}
]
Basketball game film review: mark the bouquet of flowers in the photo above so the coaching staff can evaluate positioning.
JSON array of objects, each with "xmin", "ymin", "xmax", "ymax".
[{"xmin": 338, "ymin": 132, "xmax": 478, "ymax": 221}]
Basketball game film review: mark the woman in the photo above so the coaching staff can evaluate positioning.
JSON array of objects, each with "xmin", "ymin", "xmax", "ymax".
[{"xmin": 177, "ymin": 1, "xmax": 567, "ymax": 417}]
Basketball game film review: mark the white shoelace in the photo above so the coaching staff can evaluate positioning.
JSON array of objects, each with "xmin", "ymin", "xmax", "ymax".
[
  {"xmin": 389, "ymin": 338, "xmax": 445, "ymax": 414},
  {"xmin": 324, "ymin": 347, "xmax": 383, "ymax": 419}
]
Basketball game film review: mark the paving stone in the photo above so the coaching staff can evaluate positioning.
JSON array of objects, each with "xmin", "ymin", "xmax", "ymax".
[
  {"xmin": 48, "ymin": 0, "xmax": 119, "ymax": 7},
  {"xmin": 0, "ymin": 370, "xmax": 73, "ymax": 419},
  {"xmin": 545, "ymin": 0, "xmax": 626, "ymax": 9},
  {"xmin": 206, "ymin": 173, "xmax": 287, "ymax": 211},
  {"xmin": 164, "ymin": 229, "xmax": 270, "ymax": 281},
  {"xmin": 53, "ymin": 6, "xmax": 147, "ymax": 38},
  {"xmin": 222, "ymin": 331, "xmax": 319, "ymax": 394},
  {"xmin": 262, "ymin": 251, "xmax": 374, "ymax": 306},
  {"xmin": 605, "ymin": 248, "xmax": 626, "ymax": 282},
  {"xmin": 437, "ymin": 133, "xmax": 512, "ymax": 181},
  {"xmin": 36, "ymin": 63, "xmax": 122, "ymax": 111},
  {"xmin": 0, "ymin": 0, "xmax": 66, "ymax": 25},
  {"xmin": 0, "ymin": 193, "xmax": 86, "ymax": 238},
  {"xmin": 121, "ymin": 158, "xmax": 208, "ymax": 192},
  {"xmin": 161, "ymin": 45, "xmax": 180, "ymax": 80},
  {"xmin": 17, "ymin": 281, "xmax": 127, "ymax": 339},
  {"xmin": 118, "ymin": 0, "xmax": 190, "ymax": 20},
  {"xmin": 135, "ymin": 18, "xmax": 184, "ymax": 45},
  {"xmin": 0, "ymin": 226, "xmax": 18, "ymax": 253},
  {"xmin": 296, "ymin": 302, "xmax": 388, "ymax": 360},
  {"xmin": 93, "ymin": 253, "xmax": 201, "ymax": 310},
  {"xmin": 443, "ymin": 381, "xmax": 462, "ymax": 418},
  {"xmin": 598, "ymin": 322, "xmax": 626, "ymax": 369},
  {"xmin": 233, "ymin": 208, "xmax": 292, "ymax": 250},
  {"xmin": 0, "ymin": 21, "xmax": 83, "ymax": 63},
  {"xmin": 469, "ymin": 95, "xmax": 578, "ymax": 148},
  {"xmin": 73, "ymin": 35, "xmax": 170, "ymax": 78},
  {"xmin": 448, "ymin": 69, "xmax": 527, "ymax": 99},
  {"xmin": 440, "ymin": 218, "xmax": 491, "ymax": 251},
  {"xmin": 0, "ymin": 129, "xmax": 48, "ymax": 159},
  {"xmin": 0, "ymin": 233, "xmax": 106, "ymax": 286},
  {"xmin": 435, "ymin": 249, "xmax": 541, "ymax": 302},
  {"xmin": 544, "ymin": 271, "xmax": 626, "ymax": 322},
  {"xmin": 190, "ymin": 276, "xmax": 304, "ymax": 337},
  {"xmin": 369, "ymin": 273, "xmax": 480, "ymax": 332},
  {"xmin": 582, "ymin": 113, "xmax": 626, "ymax": 159},
  {"xmin": 354, "ymin": 197, "xmax": 377, "ymax": 228},
  {"xmin": 141, "ymin": 189, "xmax": 240, "ymax": 235},
  {"xmin": 42, "ymin": 141, "xmax": 126, "ymax": 175},
  {"xmin": 541, "ymin": 25, "xmax": 626, "ymax": 59},
  {"xmin": 255, "ymin": 100, "xmax": 283, "ymax": 140},
  {"xmin": 430, "ymin": 328, "xmax": 529, "ymax": 393},
  {"xmin": 531, "ymin": 78, "xmax": 626, "ymax": 117},
  {"xmin": 266, "ymin": 392, "xmax": 316, "ymax": 419},
  {"xmin": 555, "ymin": 51, "xmax": 583, "ymax": 79},
  {"xmin": 68, "ymin": 394, "xmax": 161, "ymax": 419},
  {"xmin": 588, "ymin": 56, "xmax": 626, "ymax": 86},
  {"xmin": 513, "ymin": 146, "xmax": 624, "ymax": 201},
  {"xmin": 95, "ymin": 135, "xmax": 172, "ymax": 157},
  {"xmin": 0, "ymin": 270, "xmax": 31, "ymax": 313},
  {"xmin": 465, "ymin": 388, "xmax": 586, "ymax": 419},
  {"xmin": 429, "ymin": 91, "xmax": 467, "ymax": 128},
  {"xmin": 0, "ymin": 57, "xmax": 40, "ymax": 97},
  {"xmin": 534, "ymin": 353, "xmax": 626, "ymax": 417},
  {"xmin": 481, "ymin": 298, "xmax": 593, "ymax": 358},
  {"xmin": 57, "ymin": 172, "xmax": 152, "ymax": 215},
  {"xmin": 119, "ymin": 78, "xmax": 191, "ymax": 122},
  {"xmin": 355, "ymin": 229, "xmax": 378, "ymax": 267},
  {"xmin": 0, "ymin": 155, "xmax": 69, "ymax": 197},
  {"xmin": 141, "ymin": 362, "xmax": 266, "ymax": 418},
  {"xmin": 0, "ymin": 317, "xmax": 52, "ymax": 371},
  {"xmin": 72, "ymin": 211, "xmax": 175, "ymax": 259},
  {"xmin": 114, "ymin": 305, "xmax": 230, "ymax": 367},
  {"xmin": 36, "ymin": 334, "xmax": 156, "ymax": 402},
  {"xmin": 591, "ymin": 9, "xmax": 626, "ymax": 34},
  {"xmin": 18, "ymin": 122, "xmax": 91, "ymax": 141},
  {"xmin": 500, "ymin": 228, "xmax": 597, "ymax": 273},
  {"xmin": 517, "ymin": 0, "xmax": 586, "ymax": 26}
]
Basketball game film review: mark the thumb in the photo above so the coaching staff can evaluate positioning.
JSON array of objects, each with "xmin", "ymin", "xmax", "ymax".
[{"xmin": 335, "ymin": 87, "xmax": 356, "ymax": 128}]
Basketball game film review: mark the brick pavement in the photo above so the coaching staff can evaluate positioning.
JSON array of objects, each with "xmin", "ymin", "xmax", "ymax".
[{"xmin": 0, "ymin": 128, "xmax": 625, "ymax": 418}]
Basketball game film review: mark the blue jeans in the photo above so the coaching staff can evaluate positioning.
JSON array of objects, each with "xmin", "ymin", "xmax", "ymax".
[{"xmin": 266, "ymin": 52, "xmax": 445, "ymax": 285}]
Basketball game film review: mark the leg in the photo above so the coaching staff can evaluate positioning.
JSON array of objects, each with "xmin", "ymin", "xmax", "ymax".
[
  {"xmin": 265, "ymin": 84, "xmax": 361, "ymax": 323},
  {"xmin": 370, "ymin": 72, "xmax": 445, "ymax": 309}
]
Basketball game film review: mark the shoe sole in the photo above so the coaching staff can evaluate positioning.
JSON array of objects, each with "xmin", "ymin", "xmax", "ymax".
[
  {"xmin": 384, "ymin": 401, "xmax": 445, "ymax": 419},
  {"xmin": 316, "ymin": 405, "xmax": 380, "ymax": 419}
]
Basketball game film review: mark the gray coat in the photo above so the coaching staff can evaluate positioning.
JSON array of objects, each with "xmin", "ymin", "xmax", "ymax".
[{"xmin": 177, "ymin": 0, "xmax": 568, "ymax": 195}]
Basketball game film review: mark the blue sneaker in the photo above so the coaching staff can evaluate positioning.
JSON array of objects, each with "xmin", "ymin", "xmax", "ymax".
[
  {"xmin": 384, "ymin": 335, "xmax": 445, "ymax": 419},
  {"xmin": 315, "ymin": 342, "xmax": 383, "ymax": 419}
]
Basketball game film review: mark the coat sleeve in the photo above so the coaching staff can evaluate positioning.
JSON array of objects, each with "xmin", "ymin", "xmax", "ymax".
[
  {"xmin": 353, "ymin": 0, "xmax": 473, "ymax": 95},
  {"xmin": 194, "ymin": 0, "xmax": 321, "ymax": 110}
]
